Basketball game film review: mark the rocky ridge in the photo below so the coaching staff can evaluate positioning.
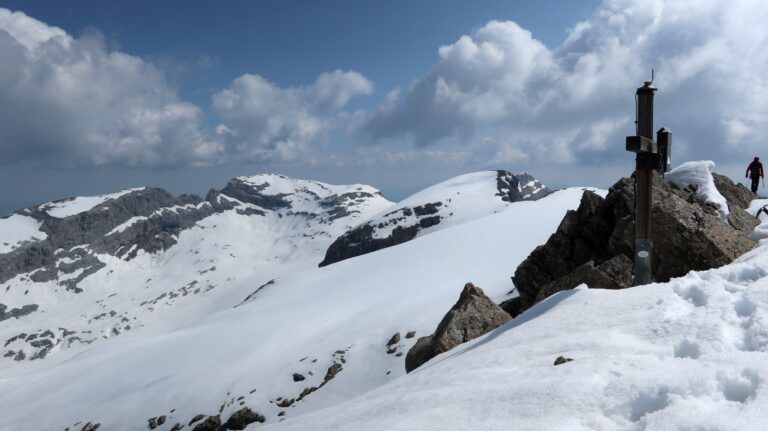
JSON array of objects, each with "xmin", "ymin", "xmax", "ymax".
[{"xmin": 503, "ymin": 171, "xmax": 758, "ymax": 316}]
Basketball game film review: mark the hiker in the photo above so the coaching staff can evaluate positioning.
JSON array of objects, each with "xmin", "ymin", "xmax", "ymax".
[{"xmin": 746, "ymin": 156, "xmax": 764, "ymax": 194}]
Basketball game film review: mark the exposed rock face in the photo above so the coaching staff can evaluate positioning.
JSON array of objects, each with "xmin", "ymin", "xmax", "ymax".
[
  {"xmin": 711, "ymin": 173, "xmax": 757, "ymax": 210},
  {"xmin": 507, "ymin": 173, "xmax": 757, "ymax": 317},
  {"xmin": 0, "ymin": 188, "xmax": 214, "ymax": 290},
  {"xmin": 191, "ymin": 414, "xmax": 220, "ymax": 431},
  {"xmin": 405, "ymin": 283, "xmax": 511, "ymax": 373},
  {"xmin": 0, "ymin": 304, "xmax": 39, "ymax": 322},
  {"xmin": 495, "ymin": 171, "xmax": 550, "ymax": 202},
  {"xmin": 320, "ymin": 171, "xmax": 550, "ymax": 267},
  {"xmin": 223, "ymin": 408, "xmax": 265, "ymax": 430}
]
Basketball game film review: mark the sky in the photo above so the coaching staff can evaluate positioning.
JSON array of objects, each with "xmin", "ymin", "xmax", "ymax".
[{"xmin": 0, "ymin": 0, "xmax": 766, "ymax": 214}]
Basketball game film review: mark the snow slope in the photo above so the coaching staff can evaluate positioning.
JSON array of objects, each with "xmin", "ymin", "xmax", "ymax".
[
  {"xmin": 265, "ymin": 205, "xmax": 768, "ymax": 430},
  {"xmin": 0, "ymin": 214, "xmax": 46, "ymax": 253},
  {"xmin": 0, "ymin": 184, "xmax": 594, "ymax": 430}
]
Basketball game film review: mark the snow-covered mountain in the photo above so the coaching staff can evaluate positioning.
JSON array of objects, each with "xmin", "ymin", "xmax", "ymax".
[
  {"xmin": 0, "ymin": 170, "xmax": 566, "ymax": 430},
  {"xmin": 320, "ymin": 170, "xmax": 549, "ymax": 266},
  {"xmin": 3, "ymin": 164, "xmax": 765, "ymax": 431},
  {"xmin": 0, "ymin": 174, "xmax": 391, "ymax": 362}
]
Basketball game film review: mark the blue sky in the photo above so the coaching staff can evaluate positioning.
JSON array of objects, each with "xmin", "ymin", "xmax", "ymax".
[{"xmin": 0, "ymin": 0, "xmax": 765, "ymax": 214}]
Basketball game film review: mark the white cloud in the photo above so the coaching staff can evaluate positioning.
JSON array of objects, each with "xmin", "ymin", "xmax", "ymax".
[
  {"xmin": 0, "ymin": 8, "xmax": 222, "ymax": 167},
  {"xmin": 213, "ymin": 70, "xmax": 373, "ymax": 163},
  {"xmin": 364, "ymin": 0, "xmax": 768, "ymax": 168}
]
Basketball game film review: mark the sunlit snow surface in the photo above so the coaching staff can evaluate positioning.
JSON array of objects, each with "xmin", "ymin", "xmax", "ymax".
[
  {"xmin": 266, "ymin": 206, "xmax": 768, "ymax": 431},
  {"xmin": 0, "ymin": 185, "xmax": 595, "ymax": 430},
  {"xmin": 0, "ymin": 214, "xmax": 47, "ymax": 253}
]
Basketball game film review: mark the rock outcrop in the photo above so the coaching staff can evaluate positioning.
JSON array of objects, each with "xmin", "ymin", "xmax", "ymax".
[
  {"xmin": 405, "ymin": 283, "xmax": 511, "ymax": 372},
  {"xmin": 505, "ymin": 173, "xmax": 757, "ymax": 317}
]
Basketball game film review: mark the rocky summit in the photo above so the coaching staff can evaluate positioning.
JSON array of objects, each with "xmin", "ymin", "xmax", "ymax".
[{"xmin": 504, "ymin": 171, "xmax": 758, "ymax": 316}]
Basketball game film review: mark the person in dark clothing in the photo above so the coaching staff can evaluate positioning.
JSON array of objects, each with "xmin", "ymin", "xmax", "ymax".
[{"xmin": 746, "ymin": 156, "xmax": 764, "ymax": 193}]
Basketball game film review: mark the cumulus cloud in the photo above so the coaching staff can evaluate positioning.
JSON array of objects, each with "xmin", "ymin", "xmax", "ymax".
[
  {"xmin": 213, "ymin": 70, "xmax": 373, "ymax": 162},
  {"xmin": 364, "ymin": 0, "xmax": 768, "ymax": 168},
  {"xmin": 0, "ymin": 8, "xmax": 222, "ymax": 167}
]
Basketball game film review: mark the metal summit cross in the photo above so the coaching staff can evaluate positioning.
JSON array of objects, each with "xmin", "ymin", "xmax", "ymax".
[{"xmin": 625, "ymin": 74, "xmax": 672, "ymax": 286}]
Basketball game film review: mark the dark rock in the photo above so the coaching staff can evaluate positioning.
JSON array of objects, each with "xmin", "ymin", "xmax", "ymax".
[
  {"xmin": 499, "ymin": 296, "xmax": 526, "ymax": 318},
  {"xmin": 81, "ymin": 423, "xmax": 100, "ymax": 431},
  {"xmin": 405, "ymin": 331, "xmax": 416, "ymax": 339},
  {"xmin": 191, "ymin": 415, "xmax": 220, "ymax": 431},
  {"xmin": 496, "ymin": 171, "xmax": 551, "ymax": 202},
  {"xmin": 511, "ymin": 174, "xmax": 756, "ymax": 314},
  {"xmin": 189, "ymin": 414, "xmax": 205, "ymax": 425},
  {"xmin": 386, "ymin": 347, "xmax": 397, "ymax": 354},
  {"xmin": 554, "ymin": 356, "xmax": 573, "ymax": 365},
  {"xmin": 320, "ymin": 222, "xmax": 425, "ymax": 267},
  {"xmin": 292, "ymin": 373, "xmax": 305, "ymax": 382},
  {"xmin": 297, "ymin": 386, "xmax": 318, "ymax": 401},
  {"xmin": 712, "ymin": 172, "xmax": 756, "ymax": 209},
  {"xmin": 170, "ymin": 424, "xmax": 183, "ymax": 431},
  {"xmin": 157, "ymin": 416, "xmax": 166, "ymax": 426},
  {"xmin": 148, "ymin": 417, "xmax": 157, "ymax": 429},
  {"xmin": 223, "ymin": 407, "xmax": 265, "ymax": 430},
  {"xmin": 405, "ymin": 283, "xmax": 511, "ymax": 372},
  {"xmin": 323, "ymin": 363, "xmax": 343, "ymax": 383},
  {"xmin": 386, "ymin": 332, "xmax": 400, "ymax": 347},
  {"xmin": 0, "ymin": 303, "xmax": 39, "ymax": 322},
  {"xmin": 534, "ymin": 255, "xmax": 633, "ymax": 303},
  {"xmin": 276, "ymin": 398, "xmax": 294, "ymax": 408}
]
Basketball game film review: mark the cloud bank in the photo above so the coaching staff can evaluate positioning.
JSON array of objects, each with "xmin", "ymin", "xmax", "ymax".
[
  {"xmin": 0, "ymin": 9, "xmax": 221, "ymax": 167},
  {"xmin": 364, "ymin": 0, "xmax": 768, "ymax": 168},
  {"xmin": 212, "ymin": 70, "xmax": 372, "ymax": 163},
  {"xmin": 3, "ymin": 0, "xmax": 768, "ymax": 175},
  {"xmin": 0, "ymin": 9, "xmax": 372, "ymax": 168}
]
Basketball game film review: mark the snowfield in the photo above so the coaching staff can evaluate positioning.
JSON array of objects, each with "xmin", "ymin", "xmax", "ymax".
[
  {"xmin": 264, "ymin": 207, "xmax": 768, "ymax": 430},
  {"xmin": 0, "ymin": 183, "xmax": 593, "ymax": 430},
  {"xmin": 0, "ymin": 214, "xmax": 46, "ymax": 253},
  {"xmin": 2, "ymin": 164, "xmax": 766, "ymax": 431}
]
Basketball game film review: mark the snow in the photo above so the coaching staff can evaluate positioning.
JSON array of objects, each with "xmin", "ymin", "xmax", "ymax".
[
  {"xmin": 261, "ymin": 195, "xmax": 768, "ymax": 431},
  {"xmin": 366, "ymin": 171, "xmax": 515, "ymax": 241},
  {"xmin": 4, "ymin": 166, "xmax": 766, "ymax": 431},
  {"xmin": 666, "ymin": 161, "xmax": 729, "ymax": 220},
  {"xmin": 0, "ymin": 184, "xmax": 594, "ymax": 430},
  {"xmin": 40, "ymin": 188, "xmax": 144, "ymax": 218},
  {"xmin": 0, "ymin": 213, "xmax": 47, "ymax": 253}
]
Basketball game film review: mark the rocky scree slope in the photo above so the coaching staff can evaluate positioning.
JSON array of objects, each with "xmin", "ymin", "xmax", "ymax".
[
  {"xmin": 0, "ymin": 174, "xmax": 391, "ymax": 362},
  {"xmin": 319, "ymin": 170, "xmax": 549, "ymax": 267}
]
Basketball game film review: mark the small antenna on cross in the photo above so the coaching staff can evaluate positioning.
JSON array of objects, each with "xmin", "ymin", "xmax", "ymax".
[{"xmin": 651, "ymin": 69, "xmax": 654, "ymax": 84}]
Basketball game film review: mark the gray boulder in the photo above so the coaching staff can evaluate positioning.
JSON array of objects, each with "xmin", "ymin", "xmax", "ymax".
[{"xmin": 405, "ymin": 283, "xmax": 511, "ymax": 372}]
